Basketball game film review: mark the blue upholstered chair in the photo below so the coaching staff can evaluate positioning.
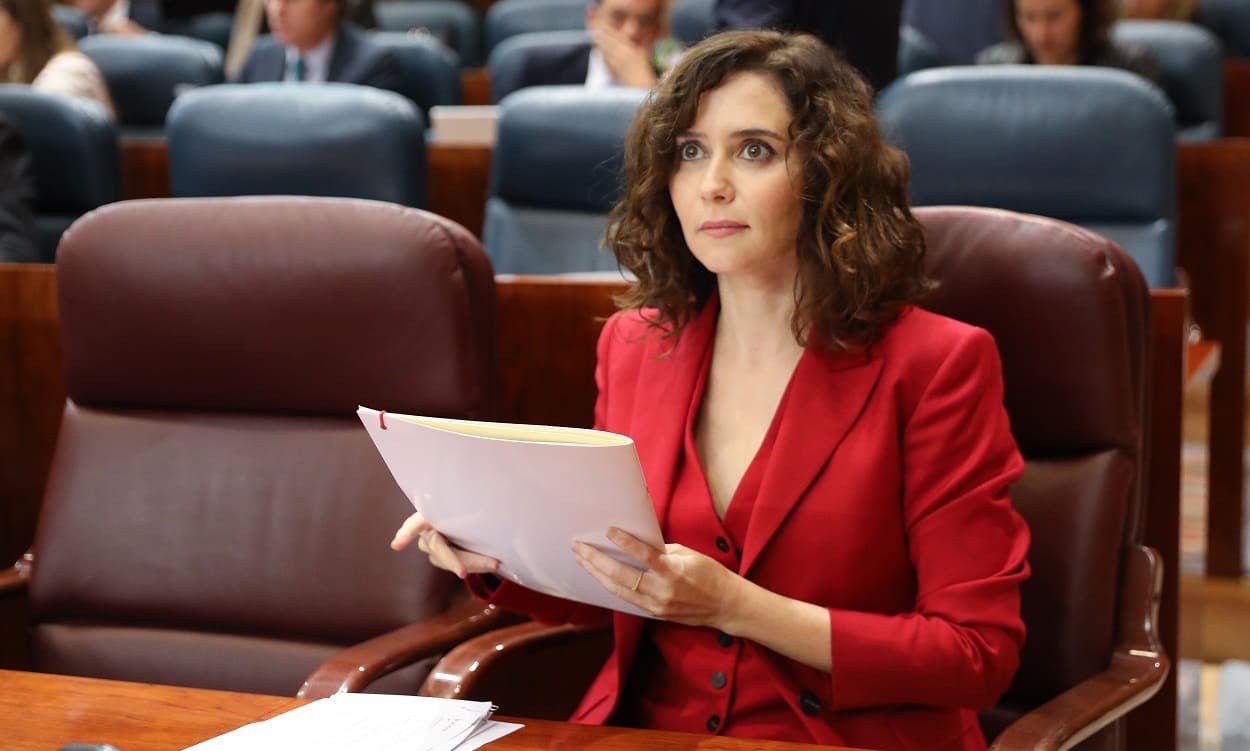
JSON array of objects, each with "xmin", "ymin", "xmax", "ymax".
[
  {"xmin": 488, "ymin": 30, "xmax": 591, "ymax": 102},
  {"xmin": 167, "ymin": 83, "xmax": 426, "ymax": 208},
  {"xmin": 1113, "ymin": 20, "xmax": 1223, "ymax": 140},
  {"xmin": 484, "ymin": 0, "xmax": 587, "ymax": 54},
  {"xmin": 51, "ymin": 4, "xmax": 90, "ymax": 39},
  {"xmin": 179, "ymin": 12, "xmax": 235, "ymax": 50},
  {"xmin": 375, "ymin": 1, "xmax": 483, "ymax": 66},
  {"xmin": 484, "ymin": 86, "xmax": 644, "ymax": 274},
  {"xmin": 0, "ymin": 86, "xmax": 119, "ymax": 262},
  {"xmin": 369, "ymin": 31, "xmax": 462, "ymax": 121},
  {"xmin": 897, "ymin": 25, "xmax": 947, "ymax": 77},
  {"xmin": 79, "ymin": 34, "xmax": 224, "ymax": 135},
  {"xmin": 877, "ymin": 67, "xmax": 1177, "ymax": 288},
  {"xmin": 671, "ymin": 0, "xmax": 714, "ymax": 45},
  {"xmin": 1196, "ymin": 0, "xmax": 1250, "ymax": 57}
]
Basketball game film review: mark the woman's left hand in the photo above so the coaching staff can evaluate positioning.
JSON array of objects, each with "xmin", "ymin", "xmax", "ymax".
[{"xmin": 572, "ymin": 527, "xmax": 744, "ymax": 629}]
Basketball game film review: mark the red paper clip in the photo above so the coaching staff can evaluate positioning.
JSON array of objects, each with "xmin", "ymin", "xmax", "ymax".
[{"xmin": 379, "ymin": 410, "xmax": 387, "ymax": 429}]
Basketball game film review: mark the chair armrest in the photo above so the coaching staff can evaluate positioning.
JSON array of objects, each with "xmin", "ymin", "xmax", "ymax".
[
  {"xmin": 298, "ymin": 598, "xmax": 522, "ymax": 698},
  {"xmin": 0, "ymin": 552, "xmax": 33, "ymax": 596},
  {"xmin": 420, "ymin": 620, "xmax": 613, "ymax": 720},
  {"xmin": 991, "ymin": 545, "xmax": 1168, "ymax": 751}
]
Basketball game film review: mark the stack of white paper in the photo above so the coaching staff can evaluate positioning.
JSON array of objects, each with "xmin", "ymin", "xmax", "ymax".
[{"xmin": 182, "ymin": 693, "xmax": 523, "ymax": 751}]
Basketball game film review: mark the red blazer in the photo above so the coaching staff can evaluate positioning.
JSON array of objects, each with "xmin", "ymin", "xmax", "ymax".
[{"xmin": 476, "ymin": 301, "xmax": 1030, "ymax": 751}]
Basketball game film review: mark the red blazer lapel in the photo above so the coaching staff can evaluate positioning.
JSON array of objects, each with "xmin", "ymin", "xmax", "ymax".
[
  {"xmin": 628, "ymin": 304, "xmax": 716, "ymax": 529},
  {"xmin": 740, "ymin": 345, "xmax": 885, "ymax": 576}
]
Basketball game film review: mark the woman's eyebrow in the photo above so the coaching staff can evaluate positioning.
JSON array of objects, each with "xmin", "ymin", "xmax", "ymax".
[{"xmin": 676, "ymin": 128, "xmax": 786, "ymax": 140}]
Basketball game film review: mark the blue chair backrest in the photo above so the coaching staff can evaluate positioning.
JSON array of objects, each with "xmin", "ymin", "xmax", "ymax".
[
  {"xmin": 375, "ymin": 1, "xmax": 483, "ymax": 66},
  {"xmin": 671, "ymin": 0, "xmax": 714, "ymax": 44},
  {"xmin": 484, "ymin": 0, "xmax": 587, "ymax": 54},
  {"xmin": 488, "ymin": 29, "xmax": 591, "ymax": 102},
  {"xmin": 52, "ymin": 4, "xmax": 89, "ymax": 39},
  {"xmin": 1196, "ymin": 0, "xmax": 1250, "ymax": 56},
  {"xmin": 897, "ymin": 25, "xmax": 947, "ymax": 77},
  {"xmin": 79, "ymin": 34, "xmax": 224, "ymax": 133},
  {"xmin": 168, "ymin": 83, "xmax": 427, "ymax": 208},
  {"xmin": 181, "ymin": 12, "xmax": 235, "ymax": 50},
  {"xmin": 485, "ymin": 85, "xmax": 644, "ymax": 273},
  {"xmin": 876, "ymin": 67, "xmax": 1177, "ymax": 287},
  {"xmin": 902, "ymin": 0, "xmax": 1006, "ymax": 65},
  {"xmin": 0, "ymin": 86, "xmax": 119, "ymax": 262},
  {"xmin": 370, "ymin": 31, "xmax": 462, "ymax": 120},
  {"xmin": 1113, "ymin": 20, "xmax": 1223, "ymax": 140}
]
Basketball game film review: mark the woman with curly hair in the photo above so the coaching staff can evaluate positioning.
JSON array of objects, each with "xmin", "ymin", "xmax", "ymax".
[
  {"xmin": 978, "ymin": 0, "xmax": 1159, "ymax": 82},
  {"xmin": 0, "ymin": 0, "xmax": 113, "ymax": 115},
  {"xmin": 395, "ymin": 30, "xmax": 1030, "ymax": 751}
]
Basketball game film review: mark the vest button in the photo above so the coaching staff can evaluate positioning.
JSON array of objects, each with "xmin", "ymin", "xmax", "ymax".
[
  {"xmin": 716, "ymin": 631, "xmax": 734, "ymax": 647},
  {"xmin": 706, "ymin": 714, "xmax": 721, "ymax": 732},
  {"xmin": 715, "ymin": 536, "xmax": 731, "ymax": 553},
  {"xmin": 799, "ymin": 690, "xmax": 822, "ymax": 716},
  {"xmin": 711, "ymin": 671, "xmax": 727, "ymax": 689}
]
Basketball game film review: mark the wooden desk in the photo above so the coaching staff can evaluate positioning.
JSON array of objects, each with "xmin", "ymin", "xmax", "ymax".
[{"xmin": 0, "ymin": 669, "xmax": 852, "ymax": 751}]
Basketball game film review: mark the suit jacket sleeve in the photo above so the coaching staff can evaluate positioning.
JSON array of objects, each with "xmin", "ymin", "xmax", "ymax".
[{"xmin": 826, "ymin": 326, "xmax": 1029, "ymax": 710}]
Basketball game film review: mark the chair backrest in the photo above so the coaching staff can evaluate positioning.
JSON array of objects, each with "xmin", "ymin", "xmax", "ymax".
[
  {"xmin": 180, "ymin": 11, "xmax": 235, "ymax": 49},
  {"xmin": 1113, "ymin": 19, "xmax": 1223, "ymax": 140},
  {"xmin": 488, "ymin": 29, "xmax": 592, "ymax": 102},
  {"xmin": 485, "ymin": 85, "xmax": 643, "ymax": 274},
  {"xmin": 902, "ymin": 0, "xmax": 1006, "ymax": 65},
  {"xmin": 370, "ymin": 31, "xmax": 462, "ymax": 119},
  {"xmin": 484, "ymin": 0, "xmax": 587, "ymax": 54},
  {"xmin": 79, "ymin": 34, "xmax": 225, "ymax": 133},
  {"xmin": 876, "ymin": 66, "xmax": 1177, "ymax": 287},
  {"xmin": 897, "ymin": 24, "xmax": 946, "ymax": 77},
  {"xmin": 375, "ymin": 0, "xmax": 483, "ymax": 66},
  {"xmin": 33, "ymin": 195, "xmax": 496, "ymax": 695},
  {"xmin": 915, "ymin": 205, "xmax": 1150, "ymax": 748},
  {"xmin": 670, "ymin": 0, "xmax": 714, "ymax": 44},
  {"xmin": 167, "ymin": 83, "xmax": 426, "ymax": 208},
  {"xmin": 1196, "ymin": 0, "xmax": 1250, "ymax": 56},
  {"xmin": 0, "ymin": 85, "xmax": 119, "ymax": 262},
  {"xmin": 51, "ymin": 4, "xmax": 89, "ymax": 39}
]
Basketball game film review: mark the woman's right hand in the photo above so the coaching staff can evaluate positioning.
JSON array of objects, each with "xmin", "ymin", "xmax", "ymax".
[{"xmin": 390, "ymin": 512, "xmax": 500, "ymax": 579}]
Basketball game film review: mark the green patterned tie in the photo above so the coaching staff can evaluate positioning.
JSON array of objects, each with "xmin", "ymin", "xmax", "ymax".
[{"xmin": 291, "ymin": 55, "xmax": 305, "ymax": 82}]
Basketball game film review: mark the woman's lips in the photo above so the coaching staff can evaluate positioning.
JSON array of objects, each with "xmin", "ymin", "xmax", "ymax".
[{"xmin": 700, "ymin": 221, "xmax": 747, "ymax": 238}]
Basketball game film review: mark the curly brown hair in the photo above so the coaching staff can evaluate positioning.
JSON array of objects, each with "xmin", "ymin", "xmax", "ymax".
[
  {"xmin": 0, "ymin": 0, "xmax": 74, "ymax": 84},
  {"xmin": 608, "ymin": 30, "xmax": 933, "ymax": 351}
]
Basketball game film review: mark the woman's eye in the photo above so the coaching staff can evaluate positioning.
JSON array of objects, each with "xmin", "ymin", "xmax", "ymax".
[
  {"xmin": 740, "ymin": 141, "xmax": 773, "ymax": 161},
  {"xmin": 678, "ymin": 142, "xmax": 704, "ymax": 161}
]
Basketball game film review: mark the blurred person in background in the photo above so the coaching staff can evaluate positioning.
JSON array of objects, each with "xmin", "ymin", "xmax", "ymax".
[
  {"xmin": 0, "ymin": 0, "xmax": 114, "ymax": 114},
  {"xmin": 69, "ymin": 0, "xmax": 163, "ymax": 35},
  {"xmin": 978, "ymin": 0, "xmax": 1159, "ymax": 82}
]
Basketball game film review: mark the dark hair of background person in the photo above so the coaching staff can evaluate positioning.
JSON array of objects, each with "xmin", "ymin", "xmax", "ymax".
[
  {"xmin": 1000, "ymin": 0, "xmax": 1117, "ymax": 58},
  {"xmin": 0, "ymin": 0, "xmax": 74, "ymax": 83},
  {"xmin": 608, "ymin": 30, "xmax": 934, "ymax": 351}
]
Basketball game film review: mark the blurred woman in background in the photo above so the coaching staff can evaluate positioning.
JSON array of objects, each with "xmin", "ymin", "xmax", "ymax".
[{"xmin": 0, "ymin": 0, "xmax": 114, "ymax": 115}]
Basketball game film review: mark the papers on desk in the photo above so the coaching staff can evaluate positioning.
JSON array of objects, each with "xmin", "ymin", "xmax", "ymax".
[
  {"xmin": 182, "ymin": 693, "xmax": 522, "ymax": 751},
  {"xmin": 358, "ymin": 407, "xmax": 664, "ymax": 617}
]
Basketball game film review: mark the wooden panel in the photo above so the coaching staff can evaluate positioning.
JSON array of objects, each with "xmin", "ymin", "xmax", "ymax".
[
  {"xmin": 427, "ymin": 144, "xmax": 492, "ymax": 238},
  {"xmin": 1, "ymin": 669, "xmax": 858, "ymax": 751},
  {"xmin": 1126, "ymin": 289, "xmax": 1186, "ymax": 751},
  {"xmin": 120, "ymin": 136, "xmax": 171, "ymax": 200},
  {"xmin": 494, "ymin": 275, "xmax": 627, "ymax": 428},
  {"xmin": 460, "ymin": 67, "xmax": 492, "ymax": 106},
  {"xmin": 1223, "ymin": 60, "xmax": 1250, "ymax": 138},
  {"xmin": 0, "ymin": 263, "xmax": 63, "ymax": 567},
  {"xmin": 1176, "ymin": 140, "xmax": 1250, "ymax": 578}
]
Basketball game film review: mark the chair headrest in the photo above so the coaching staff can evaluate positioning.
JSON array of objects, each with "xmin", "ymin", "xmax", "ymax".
[
  {"xmin": 877, "ymin": 66, "xmax": 1176, "ymax": 222},
  {"xmin": 374, "ymin": 0, "xmax": 482, "ymax": 65},
  {"xmin": 491, "ymin": 85, "xmax": 645, "ymax": 213},
  {"xmin": 167, "ymin": 83, "xmax": 427, "ymax": 208},
  {"xmin": 0, "ymin": 85, "xmax": 118, "ymax": 212},
  {"xmin": 484, "ymin": 0, "xmax": 587, "ymax": 52},
  {"xmin": 79, "ymin": 34, "xmax": 224, "ymax": 128},
  {"xmin": 57, "ymin": 196, "xmax": 496, "ymax": 418},
  {"xmin": 1196, "ymin": 0, "xmax": 1250, "ymax": 56},
  {"xmin": 916, "ymin": 206, "xmax": 1147, "ymax": 455},
  {"xmin": 369, "ymin": 30, "xmax": 462, "ymax": 115},
  {"xmin": 1112, "ymin": 19, "xmax": 1223, "ymax": 135}
]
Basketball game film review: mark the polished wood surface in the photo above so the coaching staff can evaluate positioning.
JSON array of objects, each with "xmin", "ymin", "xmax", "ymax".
[
  {"xmin": 1223, "ymin": 60, "xmax": 1250, "ymax": 138},
  {"xmin": 120, "ymin": 136, "xmax": 172, "ymax": 200},
  {"xmin": 1, "ymin": 669, "xmax": 854, "ymax": 751},
  {"xmin": 1176, "ymin": 139, "xmax": 1250, "ymax": 578}
]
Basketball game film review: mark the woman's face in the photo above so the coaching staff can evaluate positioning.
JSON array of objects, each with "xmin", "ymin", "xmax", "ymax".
[
  {"xmin": 0, "ymin": 8, "xmax": 23, "ymax": 70},
  {"xmin": 1016, "ymin": 0, "xmax": 1082, "ymax": 65},
  {"xmin": 668, "ymin": 71, "xmax": 803, "ymax": 288}
]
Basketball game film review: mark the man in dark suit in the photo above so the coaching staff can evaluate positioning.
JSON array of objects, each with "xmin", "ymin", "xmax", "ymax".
[
  {"xmin": 234, "ymin": 0, "xmax": 399, "ymax": 91},
  {"xmin": 713, "ymin": 0, "xmax": 903, "ymax": 91},
  {"xmin": 0, "ymin": 116, "xmax": 39, "ymax": 264}
]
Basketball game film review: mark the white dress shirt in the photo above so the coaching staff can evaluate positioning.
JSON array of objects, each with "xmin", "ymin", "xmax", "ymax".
[{"xmin": 284, "ymin": 34, "xmax": 336, "ymax": 83}]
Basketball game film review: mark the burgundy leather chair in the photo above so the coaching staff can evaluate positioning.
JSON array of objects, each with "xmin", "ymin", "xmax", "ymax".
[
  {"xmin": 0, "ymin": 196, "xmax": 514, "ymax": 697},
  {"xmin": 341, "ymin": 206, "xmax": 1167, "ymax": 750}
]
